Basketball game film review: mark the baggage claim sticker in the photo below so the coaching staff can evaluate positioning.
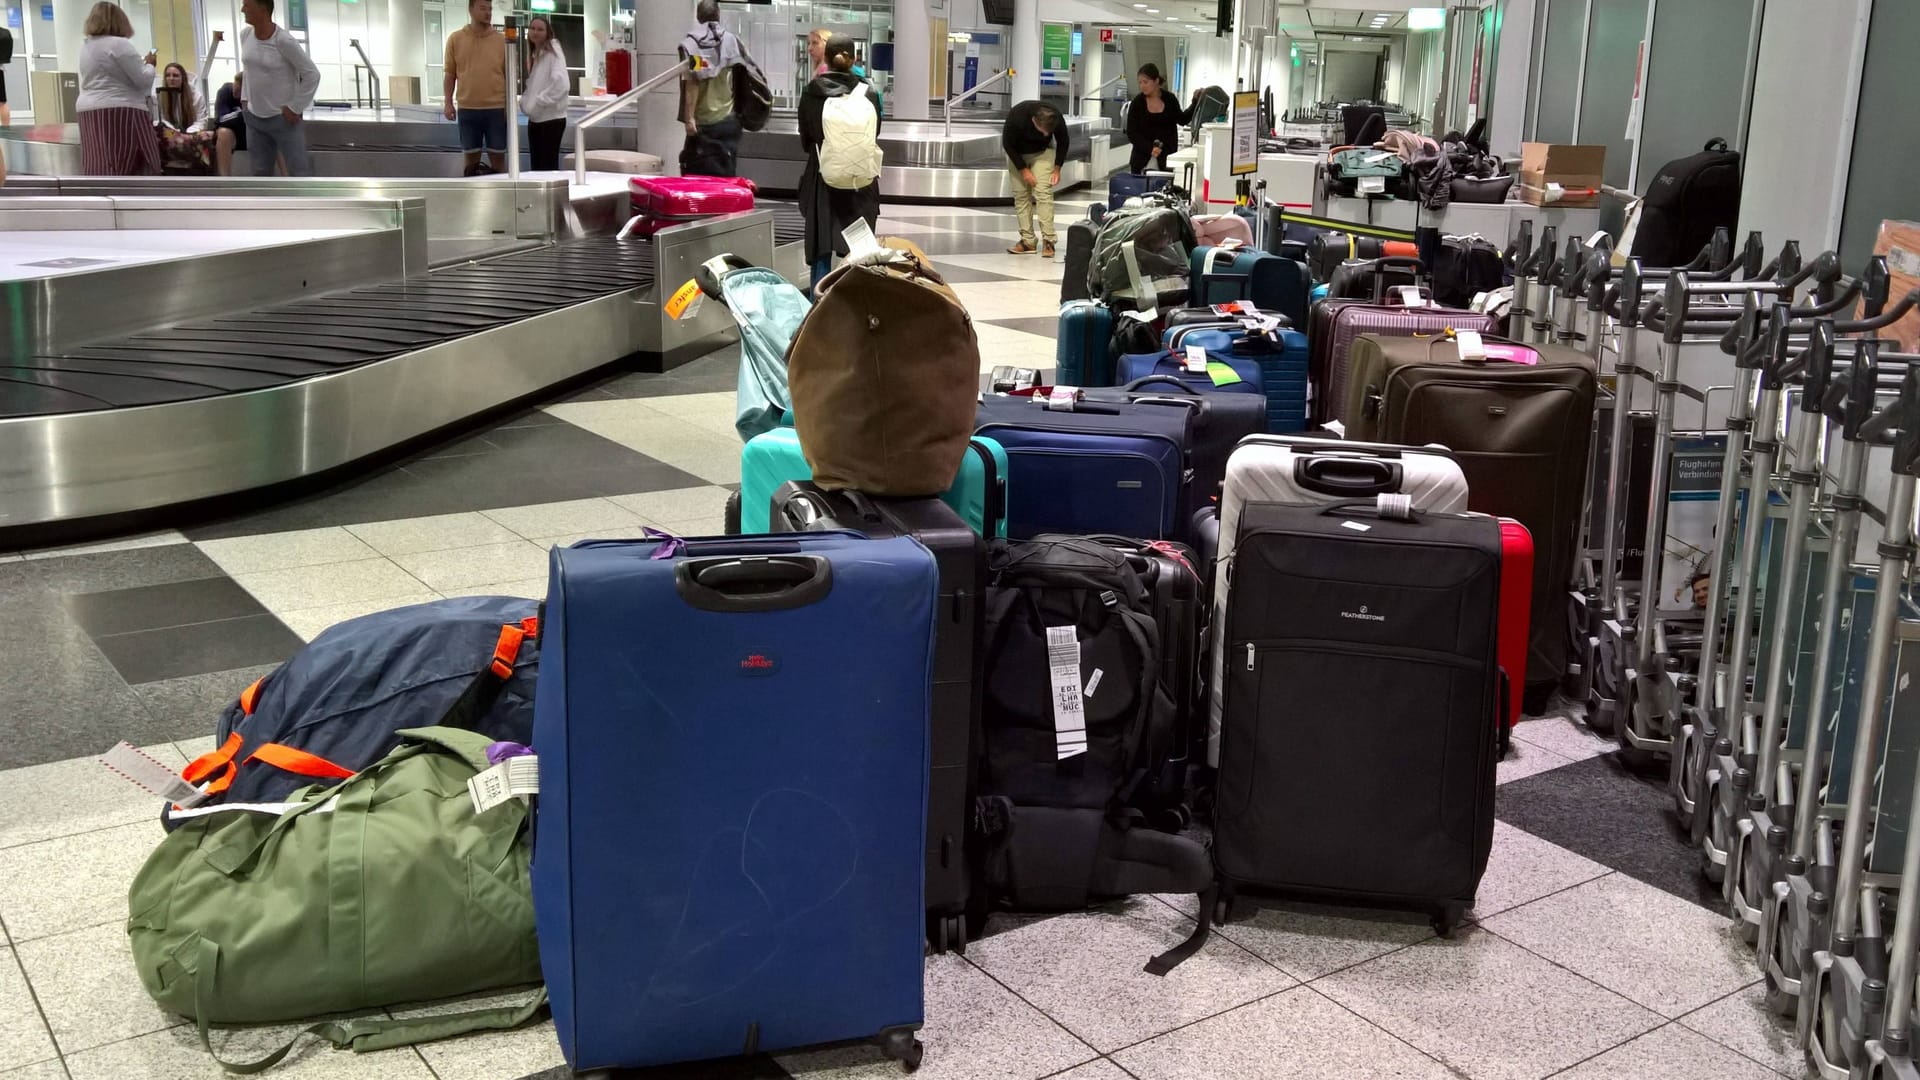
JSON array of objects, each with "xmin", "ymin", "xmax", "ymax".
[{"xmin": 666, "ymin": 278, "xmax": 705, "ymax": 321}]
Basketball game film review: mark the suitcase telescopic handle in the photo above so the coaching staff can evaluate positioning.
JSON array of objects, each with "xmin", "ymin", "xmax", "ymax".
[
  {"xmin": 1295, "ymin": 457, "xmax": 1403, "ymax": 497},
  {"xmin": 1125, "ymin": 375, "xmax": 1201, "ymax": 395},
  {"xmin": 674, "ymin": 555, "xmax": 833, "ymax": 612}
]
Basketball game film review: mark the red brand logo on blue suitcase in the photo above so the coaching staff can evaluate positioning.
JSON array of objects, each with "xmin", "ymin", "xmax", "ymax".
[{"xmin": 739, "ymin": 651, "xmax": 780, "ymax": 674}]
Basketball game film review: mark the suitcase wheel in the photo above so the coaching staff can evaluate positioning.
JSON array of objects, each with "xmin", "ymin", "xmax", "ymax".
[
  {"xmin": 723, "ymin": 490, "xmax": 742, "ymax": 536},
  {"xmin": 877, "ymin": 1027, "xmax": 924, "ymax": 1072},
  {"xmin": 927, "ymin": 912, "xmax": 968, "ymax": 956},
  {"xmin": 1432, "ymin": 904, "xmax": 1466, "ymax": 938}
]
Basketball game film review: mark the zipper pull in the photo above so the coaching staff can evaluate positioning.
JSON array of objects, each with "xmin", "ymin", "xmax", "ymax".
[{"xmin": 1245, "ymin": 643, "xmax": 1255, "ymax": 671}]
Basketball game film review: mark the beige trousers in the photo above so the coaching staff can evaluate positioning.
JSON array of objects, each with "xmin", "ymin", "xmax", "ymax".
[{"xmin": 1009, "ymin": 146, "xmax": 1057, "ymax": 246}]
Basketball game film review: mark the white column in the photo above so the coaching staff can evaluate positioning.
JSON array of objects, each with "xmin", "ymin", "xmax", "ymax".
[
  {"xmin": 1009, "ymin": 0, "xmax": 1037, "ymax": 102},
  {"xmin": 53, "ymin": 0, "xmax": 92, "ymax": 69},
  {"xmin": 635, "ymin": 0, "xmax": 695, "ymax": 173},
  {"xmin": 1079, "ymin": 25, "xmax": 1103, "ymax": 116},
  {"xmin": 390, "ymin": 0, "xmax": 424, "ymax": 90},
  {"xmin": 586, "ymin": 0, "xmax": 608, "ymax": 90},
  {"xmin": 892, "ymin": 0, "xmax": 931, "ymax": 119}
]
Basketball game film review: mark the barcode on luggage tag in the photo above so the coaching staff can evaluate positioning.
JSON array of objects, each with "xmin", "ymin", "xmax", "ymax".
[
  {"xmin": 100, "ymin": 742, "xmax": 207, "ymax": 807},
  {"xmin": 1045, "ymin": 626, "xmax": 1087, "ymax": 760}
]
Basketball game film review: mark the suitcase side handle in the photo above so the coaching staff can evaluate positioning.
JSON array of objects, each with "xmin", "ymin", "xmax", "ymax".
[
  {"xmin": 1294, "ymin": 457, "xmax": 1403, "ymax": 497},
  {"xmin": 674, "ymin": 555, "xmax": 834, "ymax": 612}
]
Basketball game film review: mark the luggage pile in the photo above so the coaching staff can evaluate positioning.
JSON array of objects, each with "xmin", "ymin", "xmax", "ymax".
[{"xmin": 127, "ymin": 222, "xmax": 1622, "ymax": 1077}]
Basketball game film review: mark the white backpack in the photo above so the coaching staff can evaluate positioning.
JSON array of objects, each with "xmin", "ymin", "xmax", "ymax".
[{"xmin": 819, "ymin": 83, "xmax": 883, "ymax": 190}]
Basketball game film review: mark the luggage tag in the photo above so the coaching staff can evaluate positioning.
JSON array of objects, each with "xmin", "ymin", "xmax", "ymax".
[
  {"xmin": 1044, "ymin": 386, "xmax": 1079, "ymax": 411},
  {"xmin": 665, "ymin": 278, "xmax": 705, "ymax": 321},
  {"xmin": 1357, "ymin": 175, "xmax": 1387, "ymax": 196},
  {"xmin": 841, "ymin": 217, "xmax": 882, "ymax": 260},
  {"xmin": 1183, "ymin": 345, "xmax": 1208, "ymax": 373},
  {"xmin": 1454, "ymin": 329, "xmax": 1488, "ymax": 362},
  {"xmin": 1045, "ymin": 627, "xmax": 1088, "ymax": 760},
  {"xmin": 100, "ymin": 742, "xmax": 208, "ymax": 808},
  {"xmin": 468, "ymin": 755, "xmax": 540, "ymax": 814},
  {"xmin": 1394, "ymin": 285, "xmax": 1429, "ymax": 308},
  {"xmin": 1205, "ymin": 362, "xmax": 1242, "ymax": 387}
]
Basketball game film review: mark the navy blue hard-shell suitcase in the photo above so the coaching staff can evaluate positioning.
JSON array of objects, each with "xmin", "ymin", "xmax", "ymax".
[
  {"xmin": 1056, "ymin": 299, "xmax": 1117, "ymax": 386},
  {"xmin": 975, "ymin": 394, "xmax": 1191, "ymax": 541},
  {"xmin": 1109, "ymin": 170, "xmax": 1171, "ymax": 209},
  {"xmin": 1181, "ymin": 327, "xmax": 1311, "ymax": 433},
  {"xmin": 1115, "ymin": 350, "xmax": 1266, "ymax": 397},
  {"xmin": 533, "ymin": 533, "xmax": 936, "ymax": 1072},
  {"xmin": 1189, "ymin": 245, "xmax": 1312, "ymax": 327}
]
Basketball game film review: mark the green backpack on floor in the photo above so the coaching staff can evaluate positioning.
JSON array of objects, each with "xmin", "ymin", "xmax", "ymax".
[{"xmin": 127, "ymin": 726, "xmax": 546, "ymax": 1073}]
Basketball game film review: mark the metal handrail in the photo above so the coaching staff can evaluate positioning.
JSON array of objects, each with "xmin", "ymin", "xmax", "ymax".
[
  {"xmin": 348, "ymin": 38, "xmax": 381, "ymax": 114},
  {"xmin": 1080, "ymin": 73, "xmax": 1125, "ymax": 114},
  {"xmin": 195, "ymin": 31, "xmax": 225, "ymax": 105},
  {"xmin": 944, "ymin": 68, "xmax": 1011, "ymax": 138},
  {"xmin": 502, "ymin": 19, "xmax": 519, "ymax": 177},
  {"xmin": 573, "ymin": 58, "xmax": 693, "ymax": 184}
]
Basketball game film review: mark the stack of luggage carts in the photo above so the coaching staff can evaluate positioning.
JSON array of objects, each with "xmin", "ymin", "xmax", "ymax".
[{"xmin": 131, "ymin": 177, "xmax": 1920, "ymax": 1080}]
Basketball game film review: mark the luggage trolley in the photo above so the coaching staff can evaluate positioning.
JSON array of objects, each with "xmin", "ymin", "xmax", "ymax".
[
  {"xmin": 1515, "ymin": 224, "xmax": 1557, "ymax": 347},
  {"xmin": 1769, "ymin": 344, "xmax": 1913, "ymax": 1023},
  {"xmin": 1565, "ymin": 246, "xmax": 1625, "ymax": 711},
  {"xmin": 1729, "ymin": 268, "xmax": 1897, "ymax": 940},
  {"xmin": 1806, "ymin": 343, "xmax": 1920, "ymax": 1080},
  {"xmin": 1507, "ymin": 220, "xmax": 1536, "ymax": 346}
]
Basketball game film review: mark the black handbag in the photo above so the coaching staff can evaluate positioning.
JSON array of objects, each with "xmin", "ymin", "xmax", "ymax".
[
  {"xmin": 1448, "ymin": 174, "xmax": 1515, "ymax": 204},
  {"xmin": 732, "ymin": 60, "xmax": 773, "ymax": 132}
]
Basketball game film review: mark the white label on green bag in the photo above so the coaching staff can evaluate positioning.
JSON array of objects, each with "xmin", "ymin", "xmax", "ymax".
[
  {"xmin": 468, "ymin": 756, "xmax": 540, "ymax": 815},
  {"xmin": 100, "ymin": 741, "xmax": 207, "ymax": 807},
  {"xmin": 1046, "ymin": 626, "xmax": 1087, "ymax": 759}
]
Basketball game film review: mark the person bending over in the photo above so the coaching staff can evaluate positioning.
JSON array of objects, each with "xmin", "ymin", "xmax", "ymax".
[{"xmin": 1002, "ymin": 100, "xmax": 1068, "ymax": 258}]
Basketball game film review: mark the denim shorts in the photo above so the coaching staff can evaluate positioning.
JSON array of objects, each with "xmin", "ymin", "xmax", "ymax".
[{"xmin": 457, "ymin": 108, "xmax": 508, "ymax": 153}]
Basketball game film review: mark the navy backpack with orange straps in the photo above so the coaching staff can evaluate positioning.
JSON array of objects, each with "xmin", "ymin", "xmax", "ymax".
[{"xmin": 167, "ymin": 596, "xmax": 540, "ymax": 827}]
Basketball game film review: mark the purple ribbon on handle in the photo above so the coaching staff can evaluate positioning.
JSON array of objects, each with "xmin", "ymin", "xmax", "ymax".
[
  {"xmin": 645, "ymin": 527, "xmax": 688, "ymax": 559},
  {"xmin": 486, "ymin": 741, "xmax": 534, "ymax": 765}
]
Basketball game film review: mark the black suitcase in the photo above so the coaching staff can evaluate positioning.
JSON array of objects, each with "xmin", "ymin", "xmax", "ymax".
[
  {"xmin": 1078, "ymin": 376, "xmax": 1266, "ymax": 524},
  {"xmin": 768, "ymin": 483, "xmax": 984, "ymax": 953},
  {"xmin": 1087, "ymin": 535, "xmax": 1204, "ymax": 828},
  {"xmin": 1212, "ymin": 499, "xmax": 1501, "ymax": 935},
  {"xmin": 1060, "ymin": 217, "xmax": 1098, "ymax": 304}
]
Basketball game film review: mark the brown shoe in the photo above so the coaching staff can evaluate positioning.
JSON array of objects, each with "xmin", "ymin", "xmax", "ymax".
[
  {"xmin": 1041, "ymin": 241, "xmax": 1057, "ymax": 259},
  {"xmin": 1007, "ymin": 242, "xmax": 1037, "ymax": 255}
]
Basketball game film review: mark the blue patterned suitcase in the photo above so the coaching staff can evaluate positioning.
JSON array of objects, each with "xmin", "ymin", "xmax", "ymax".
[
  {"xmin": 533, "ymin": 533, "xmax": 936, "ymax": 1072},
  {"xmin": 1180, "ymin": 327, "xmax": 1312, "ymax": 433},
  {"xmin": 975, "ymin": 394, "xmax": 1192, "ymax": 541},
  {"xmin": 1056, "ymin": 300, "xmax": 1117, "ymax": 386},
  {"xmin": 1190, "ymin": 246, "xmax": 1312, "ymax": 327}
]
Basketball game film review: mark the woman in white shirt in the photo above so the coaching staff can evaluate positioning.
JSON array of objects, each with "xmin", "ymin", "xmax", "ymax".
[
  {"xmin": 520, "ymin": 15, "xmax": 569, "ymax": 172},
  {"xmin": 76, "ymin": 1, "xmax": 159, "ymax": 175}
]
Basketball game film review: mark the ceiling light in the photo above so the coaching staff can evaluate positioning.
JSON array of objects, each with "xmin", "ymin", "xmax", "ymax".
[
  {"xmin": 1144, "ymin": 7, "xmax": 1158, "ymax": 11},
  {"xmin": 1133, "ymin": 3, "xmax": 1146, "ymax": 7},
  {"xmin": 1407, "ymin": 7, "xmax": 1445, "ymax": 30},
  {"xmin": 1166, "ymin": 15, "xmax": 1178, "ymax": 19}
]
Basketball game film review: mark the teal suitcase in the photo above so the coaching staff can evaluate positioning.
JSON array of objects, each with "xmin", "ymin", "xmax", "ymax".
[{"xmin": 734, "ymin": 426, "xmax": 1009, "ymax": 537}]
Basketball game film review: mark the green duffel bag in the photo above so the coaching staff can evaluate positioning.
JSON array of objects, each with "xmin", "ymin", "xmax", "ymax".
[{"xmin": 127, "ymin": 726, "xmax": 546, "ymax": 1073}]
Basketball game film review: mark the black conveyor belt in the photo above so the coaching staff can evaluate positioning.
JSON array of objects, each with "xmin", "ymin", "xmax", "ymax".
[{"xmin": 1, "ymin": 236, "xmax": 658, "ymax": 419}]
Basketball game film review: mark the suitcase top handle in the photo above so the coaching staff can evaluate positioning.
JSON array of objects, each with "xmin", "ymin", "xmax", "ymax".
[
  {"xmin": 674, "ymin": 555, "xmax": 834, "ymax": 613},
  {"xmin": 1295, "ymin": 456, "xmax": 1403, "ymax": 498}
]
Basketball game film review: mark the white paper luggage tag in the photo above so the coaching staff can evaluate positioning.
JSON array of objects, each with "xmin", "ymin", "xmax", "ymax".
[
  {"xmin": 468, "ymin": 755, "xmax": 540, "ymax": 814},
  {"xmin": 1357, "ymin": 175, "xmax": 1386, "ymax": 195},
  {"xmin": 841, "ymin": 217, "xmax": 881, "ymax": 259},
  {"xmin": 100, "ymin": 742, "xmax": 207, "ymax": 807},
  {"xmin": 1046, "ymin": 386, "xmax": 1078, "ymax": 411},
  {"xmin": 1045, "ymin": 626, "xmax": 1088, "ymax": 760},
  {"xmin": 1455, "ymin": 329, "xmax": 1488, "ymax": 361},
  {"xmin": 1184, "ymin": 345, "xmax": 1208, "ymax": 373},
  {"xmin": 1394, "ymin": 285, "xmax": 1429, "ymax": 308}
]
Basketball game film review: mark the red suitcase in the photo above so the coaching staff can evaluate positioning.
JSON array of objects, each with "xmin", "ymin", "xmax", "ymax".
[
  {"xmin": 1307, "ymin": 300, "xmax": 1497, "ymax": 426},
  {"xmin": 1498, "ymin": 517, "xmax": 1535, "ymax": 748},
  {"xmin": 626, "ymin": 175, "xmax": 757, "ymax": 238}
]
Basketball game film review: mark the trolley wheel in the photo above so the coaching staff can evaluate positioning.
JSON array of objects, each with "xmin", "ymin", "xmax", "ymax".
[
  {"xmin": 1702, "ymin": 852, "xmax": 1726, "ymax": 885},
  {"xmin": 1764, "ymin": 973, "xmax": 1798, "ymax": 1018}
]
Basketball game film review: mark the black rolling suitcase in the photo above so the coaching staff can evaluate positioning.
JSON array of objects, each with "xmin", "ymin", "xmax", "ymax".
[
  {"xmin": 1212, "ymin": 498, "xmax": 1502, "ymax": 934},
  {"xmin": 1060, "ymin": 214, "xmax": 1099, "ymax": 303},
  {"xmin": 769, "ymin": 483, "xmax": 984, "ymax": 953}
]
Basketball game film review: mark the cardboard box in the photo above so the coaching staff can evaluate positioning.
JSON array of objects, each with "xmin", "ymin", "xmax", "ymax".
[
  {"xmin": 1869, "ymin": 220, "xmax": 1920, "ymax": 352},
  {"xmin": 1519, "ymin": 142, "xmax": 1607, "ymax": 207}
]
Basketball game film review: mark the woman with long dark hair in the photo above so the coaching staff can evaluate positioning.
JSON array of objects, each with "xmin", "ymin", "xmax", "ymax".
[
  {"xmin": 1124, "ymin": 62, "xmax": 1192, "ymax": 174},
  {"xmin": 797, "ymin": 35, "xmax": 881, "ymax": 292},
  {"xmin": 156, "ymin": 61, "xmax": 213, "ymax": 172},
  {"xmin": 520, "ymin": 14, "xmax": 568, "ymax": 171}
]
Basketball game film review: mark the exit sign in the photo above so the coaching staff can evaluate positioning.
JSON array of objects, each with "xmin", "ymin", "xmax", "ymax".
[{"xmin": 1098, "ymin": 28, "xmax": 1113, "ymax": 43}]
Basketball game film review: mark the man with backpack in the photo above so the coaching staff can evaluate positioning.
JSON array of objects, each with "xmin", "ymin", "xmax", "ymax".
[
  {"xmin": 797, "ymin": 34, "xmax": 883, "ymax": 292},
  {"xmin": 679, "ymin": 0, "xmax": 749, "ymax": 176},
  {"xmin": 1002, "ymin": 100, "xmax": 1069, "ymax": 258}
]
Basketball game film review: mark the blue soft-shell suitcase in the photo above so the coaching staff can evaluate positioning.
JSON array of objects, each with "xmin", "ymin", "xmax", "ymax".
[
  {"xmin": 1056, "ymin": 299, "xmax": 1117, "ymax": 387},
  {"xmin": 1116, "ymin": 350, "xmax": 1266, "ymax": 397},
  {"xmin": 975, "ymin": 394, "xmax": 1190, "ymax": 541},
  {"xmin": 534, "ymin": 532, "xmax": 936, "ymax": 1071},
  {"xmin": 1180, "ymin": 327, "xmax": 1312, "ymax": 433}
]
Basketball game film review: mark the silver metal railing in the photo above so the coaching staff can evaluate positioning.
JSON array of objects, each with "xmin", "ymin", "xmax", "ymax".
[
  {"xmin": 1080, "ymin": 73, "xmax": 1125, "ymax": 115},
  {"xmin": 573, "ymin": 58, "xmax": 693, "ymax": 186},
  {"xmin": 195, "ymin": 31, "xmax": 225, "ymax": 105},
  {"xmin": 502, "ymin": 19, "xmax": 518, "ymax": 178},
  {"xmin": 944, "ymin": 68, "xmax": 1011, "ymax": 138},
  {"xmin": 349, "ymin": 38, "xmax": 382, "ymax": 115}
]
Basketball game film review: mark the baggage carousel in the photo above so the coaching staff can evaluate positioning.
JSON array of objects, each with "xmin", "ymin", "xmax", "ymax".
[{"xmin": 0, "ymin": 186, "xmax": 788, "ymax": 542}]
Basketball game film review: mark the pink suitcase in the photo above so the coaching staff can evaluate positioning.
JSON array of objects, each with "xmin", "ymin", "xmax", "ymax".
[
  {"xmin": 627, "ymin": 175, "xmax": 757, "ymax": 237},
  {"xmin": 1311, "ymin": 301, "xmax": 1498, "ymax": 425},
  {"xmin": 1192, "ymin": 214, "xmax": 1254, "ymax": 248}
]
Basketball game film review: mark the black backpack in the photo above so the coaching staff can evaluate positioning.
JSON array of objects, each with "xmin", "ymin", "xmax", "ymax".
[
  {"xmin": 1430, "ymin": 235, "xmax": 1505, "ymax": 308},
  {"xmin": 1631, "ymin": 138, "xmax": 1742, "ymax": 268},
  {"xmin": 976, "ymin": 537, "xmax": 1213, "ymax": 970}
]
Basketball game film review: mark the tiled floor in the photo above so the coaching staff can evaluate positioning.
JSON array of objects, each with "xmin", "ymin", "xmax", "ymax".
[{"xmin": 0, "ymin": 188, "xmax": 1814, "ymax": 1079}]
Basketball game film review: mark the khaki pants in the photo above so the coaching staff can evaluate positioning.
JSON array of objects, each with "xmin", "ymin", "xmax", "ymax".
[{"xmin": 1009, "ymin": 146, "xmax": 1057, "ymax": 247}]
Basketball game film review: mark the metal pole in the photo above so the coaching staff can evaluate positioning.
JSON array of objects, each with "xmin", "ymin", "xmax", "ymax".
[
  {"xmin": 1792, "ymin": 438, "xmax": 1868, "ymax": 860},
  {"xmin": 1599, "ymin": 268, "xmax": 1642, "ymax": 605},
  {"xmin": 196, "ymin": 31, "xmax": 225, "ymax": 107},
  {"xmin": 573, "ymin": 59, "xmax": 692, "ymax": 186},
  {"xmin": 1879, "ymin": 502, "xmax": 1920, "ymax": 1045},
  {"xmin": 504, "ymin": 17, "xmax": 521, "ymax": 179},
  {"xmin": 349, "ymin": 38, "xmax": 381, "ymax": 115},
  {"xmin": 1754, "ymin": 360, "xmax": 1826, "ymax": 800}
]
